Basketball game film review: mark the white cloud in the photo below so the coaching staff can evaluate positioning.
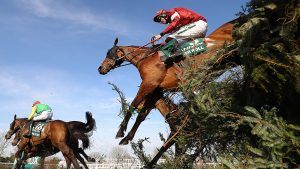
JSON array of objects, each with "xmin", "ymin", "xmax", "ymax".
[{"xmin": 18, "ymin": 0, "xmax": 130, "ymax": 35}]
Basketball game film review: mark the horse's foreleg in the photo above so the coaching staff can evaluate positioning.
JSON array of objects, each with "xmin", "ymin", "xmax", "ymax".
[
  {"xmin": 131, "ymin": 81, "xmax": 159, "ymax": 108},
  {"xmin": 119, "ymin": 90, "xmax": 163, "ymax": 145},
  {"xmin": 116, "ymin": 109, "xmax": 133, "ymax": 138},
  {"xmin": 116, "ymin": 99, "xmax": 148, "ymax": 139},
  {"xmin": 118, "ymin": 83, "xmax": 159, "ymax": 143},
  {"xmin": 15, "ymin": 138, "xmax": 29, "ymax": 160},
  {"xmin": 119, "ymin": 108, "xmax": 151, "ymax": 145}
]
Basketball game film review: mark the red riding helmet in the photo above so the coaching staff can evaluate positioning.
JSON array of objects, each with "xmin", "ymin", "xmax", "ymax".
[
  {"xmin": 32, "ymin": 100, "xmax": 40, "ymax": 107},
  {"xmin": 153, "ymin": 9, "xmax": 168, "ymax": 22}
]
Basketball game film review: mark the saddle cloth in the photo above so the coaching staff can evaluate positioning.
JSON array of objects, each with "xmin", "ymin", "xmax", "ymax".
[
  {"xmin": 160, "ymin": 38, "xmax": 207, "ymax": 57},
  {"xmin": 31, "ymin": 121, "xmax": 47, "ymax": 137}
]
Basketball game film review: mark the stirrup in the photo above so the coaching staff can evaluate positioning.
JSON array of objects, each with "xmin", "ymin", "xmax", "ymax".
[
  {"xmin": 23, "ymin": 133, "xmax": 31, "ymax": 138},
  {"xmin": 164, "ymin": 52, "xmax": 183, "ymax": 64}
]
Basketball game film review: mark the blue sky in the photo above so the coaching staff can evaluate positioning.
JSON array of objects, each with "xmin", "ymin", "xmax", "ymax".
[{"xmin": 0, "ymin": 0, "xmax": 248, "ymax": 156}]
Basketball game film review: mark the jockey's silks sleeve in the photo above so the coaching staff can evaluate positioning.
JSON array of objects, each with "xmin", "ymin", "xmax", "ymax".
[{"xmin": 28, "ymin": 106, "xmax": 37, "ymax": 120}]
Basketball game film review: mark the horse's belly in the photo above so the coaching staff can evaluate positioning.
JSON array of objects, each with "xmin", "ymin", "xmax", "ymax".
[{"xmin": 159, "ymin": 69, "xmax": 180, "ymax": 89}]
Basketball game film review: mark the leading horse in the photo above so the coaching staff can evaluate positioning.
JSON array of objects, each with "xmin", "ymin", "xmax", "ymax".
[{"xmin": 98, "ymin": 19, "xmax": 235, "ymax": 167}]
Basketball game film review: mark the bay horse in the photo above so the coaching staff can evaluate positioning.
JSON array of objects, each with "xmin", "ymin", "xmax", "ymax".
[
  {"xmin": 5, "ymin": 112, "xmax": 96, "ymax": 169},
  {"xmin": 98, "ymin": 20, "xmax": 234, "ymax": 141},
  {"xmin": 98, "ymin": 19, "xmax": 235, "ymax": 167}
]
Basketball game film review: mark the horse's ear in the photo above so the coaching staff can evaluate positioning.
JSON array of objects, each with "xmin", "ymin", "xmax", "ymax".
[
  {"xmin": 114, "ymin": 38, "xmax": 119, "ymax": 46},
  {"xmin": 14, "ymin": 114, "xmax": 16, "ymax": 120}
]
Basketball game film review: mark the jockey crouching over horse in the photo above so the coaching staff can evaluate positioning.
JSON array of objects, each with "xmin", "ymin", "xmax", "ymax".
[
  {"xmin": 98, "ymin": 6, "xmax": 234, "ymax": 168},
  {"xmin": 5, "ymin": 101, "xmax": 96, "ymax": 169},
  {"xmin": 151, "ymin": 7, "xmax": 208, "ymax": 65}
]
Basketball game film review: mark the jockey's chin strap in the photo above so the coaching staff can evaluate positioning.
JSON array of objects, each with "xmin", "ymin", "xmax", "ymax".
[{"xmin": 114, "ymin": 40, "xmax": 162, "ymax": 68}]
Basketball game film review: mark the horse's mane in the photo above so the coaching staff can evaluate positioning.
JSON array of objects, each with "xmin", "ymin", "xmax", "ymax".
[
  {"xmin": 16, "ymin": 118, "xmax": 27, "ymax": 121},
  {"xmin": 128, "ymin": 45, "xmax": 151, "ymax": 50}
]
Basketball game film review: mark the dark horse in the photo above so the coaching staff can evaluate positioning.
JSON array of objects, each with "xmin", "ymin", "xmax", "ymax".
[
  {"xmin": 5, "ymin": 112, "xmax": 96, "ymax": 169},
  {"xmin": 98, "ymin": 20, "xmax": 235, "ymax": 167}
]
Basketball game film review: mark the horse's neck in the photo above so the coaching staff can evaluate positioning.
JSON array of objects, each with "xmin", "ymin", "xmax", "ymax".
[
  {"xmin": 17, "ymin": 118, "xmax": 27, "ymax": 125},
  {"xmin": 120, "ymin": 46, "xmax": 151, "ymax": 67}
]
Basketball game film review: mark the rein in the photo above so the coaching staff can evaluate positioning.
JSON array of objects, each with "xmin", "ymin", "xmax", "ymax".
[{"xmin": 115, "ymin": 40, "xmax": 161, "ymax": 68}]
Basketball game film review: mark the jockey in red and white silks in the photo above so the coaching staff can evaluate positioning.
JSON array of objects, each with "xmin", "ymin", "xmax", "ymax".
[{"xmin": 151, "ymin": 7, "xmax": 208, "ymax": 43}]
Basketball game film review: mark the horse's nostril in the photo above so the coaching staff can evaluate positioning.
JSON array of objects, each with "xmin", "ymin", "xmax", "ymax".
[{"xmin": 98, "ymin": 66, "xmax": 103, "ymax": 74}]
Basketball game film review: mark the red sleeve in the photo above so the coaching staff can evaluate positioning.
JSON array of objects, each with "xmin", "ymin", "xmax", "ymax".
[{"xmin": 161, "ymin": 15, "xmax": 180, "ymax": 35}]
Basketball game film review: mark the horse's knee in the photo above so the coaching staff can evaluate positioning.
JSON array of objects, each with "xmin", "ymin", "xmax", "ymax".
[{"xmin": 136, "ymin": 113, "xmax": 147, "ymax": 122}]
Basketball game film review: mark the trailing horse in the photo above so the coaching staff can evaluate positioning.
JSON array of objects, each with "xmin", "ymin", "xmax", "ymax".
[{"xmin": 5, "ymin": 112, "xmax": 96, "ymax": 169}]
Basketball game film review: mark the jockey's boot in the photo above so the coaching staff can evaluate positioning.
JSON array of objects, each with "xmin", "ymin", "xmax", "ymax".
[
  {"xmin": 23, "ymin": 121, "xmax": 33, "ymax": 138},
  {"xmin": 164, "ymin": 50, "xmax": 183, "ymax": 65}
]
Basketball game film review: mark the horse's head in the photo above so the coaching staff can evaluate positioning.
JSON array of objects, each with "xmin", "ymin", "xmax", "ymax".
[
  {"xmin": 5, "ymin": 114, "xmax": 25, "ymax": 140},
  {"xmin": 98, "ymin": 38, "xmax": 126, "ymax": 75},
  {"xmin": 11, "ymin": 129, "xmax": 22, "ymax": 146}
]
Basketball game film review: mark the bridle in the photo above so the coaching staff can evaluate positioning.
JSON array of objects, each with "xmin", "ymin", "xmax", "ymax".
[
  {"xmin": 6, "ymin": 119, "xmax": 22, "ymax": 138},
  {"xmin": 106, "ymin": 45, "xmax": 130, "ymax": 69},
  {"xmin": 107, "ymin": 40, "xmax": 161, "ymax": 69}
]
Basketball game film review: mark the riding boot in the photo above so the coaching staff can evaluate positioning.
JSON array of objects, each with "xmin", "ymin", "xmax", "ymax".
[
  {"xmin": 160, "ymin": 39, "xmax": 183, "ymax": 64},
  {"xmin": 164, "ymin": 50, "xmax": 184, "ymax": 64},
  {"xmin": 23, "ymin": 121, "xmax": 33, "ymax": 138}
]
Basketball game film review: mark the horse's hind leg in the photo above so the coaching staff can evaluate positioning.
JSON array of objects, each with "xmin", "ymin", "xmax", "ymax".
[
  {"xmin": 74, "ymin": 151, "xmax": 89, "ymax": 169},
  {"xmin": 148, "ymin": 137, "xmax": 176, "ymax": 168},
  {"xmin": 57, "ymin": 143, "xmax": 81, "ymax": 169},
  {"xmin": 78, "ymin": 147, "xmax": 95, "ymax": 162},
  {"xmin": 63, "ymin": 155, "xmax": 72, "ymax": 169},
  {"xmin": 119, "ymin": 108, "xmax": 151, "ymax": 145},
  {"xmin": 38, "ymin": 156, "xmax": 45, "ymax": 169},
  {"xmin": 119, "ymin": 90, "xmax": 179, "ymax": 145}
]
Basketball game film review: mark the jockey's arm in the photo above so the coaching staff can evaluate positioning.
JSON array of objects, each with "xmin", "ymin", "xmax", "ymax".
[
  {"xmin": 161, "ymin": 14, "xmax": 180, "ymax": 35},
  {"xmin": 28, "ymin": 106, "xmax": 37, "ymax": 120}
]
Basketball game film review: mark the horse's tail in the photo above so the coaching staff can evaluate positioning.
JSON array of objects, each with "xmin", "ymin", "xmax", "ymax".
[
  {"xmin": 67, "ymin": 112, "xmax": 96, "ymax": 149},
  {"xmin": 84, "ymin": 111, "xmax": 96, "ymax": 133}
]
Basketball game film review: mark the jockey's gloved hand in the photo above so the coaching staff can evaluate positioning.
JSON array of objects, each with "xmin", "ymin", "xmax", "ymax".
[{"xmin": 151, "ymin": 34, "xmax": 162, "ymax": 44}]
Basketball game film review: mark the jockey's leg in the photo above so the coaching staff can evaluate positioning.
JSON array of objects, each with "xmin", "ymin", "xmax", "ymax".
[
  {"xmin": 23, "ymin": 121, "xmax": 33, "ymax": 138},
  {"xmin": 32, "ymin": 110, "xmax": 53, "ymax": 121},
  {"xmin": 162, "ymin": 20, "xmax": 208, "ymax": 64},
  {"xmin": 24, "ymin": 111, "xmax": 52, "ymax": 138}
]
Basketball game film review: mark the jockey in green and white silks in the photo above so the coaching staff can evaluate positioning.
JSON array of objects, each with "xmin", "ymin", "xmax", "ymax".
[
  {"xmin": 23, "ymin": 101, "xmax": 53, "ymax": 138},
  {"xmin": 28, "ymin": 101, "xmax": 53, "ymax": 121}
]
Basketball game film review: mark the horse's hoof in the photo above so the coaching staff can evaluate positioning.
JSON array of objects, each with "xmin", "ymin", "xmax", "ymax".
[
  {"xmin": 115, "ymin": 130, "xmax": 125, "ymax": 138},
  {"xmin": 88, "ymin": 157, "xmax": 96, "ymax": 162},
  {"xmin": 119, "ymin": 138, "xmax": 129, "ymax": 145}
]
